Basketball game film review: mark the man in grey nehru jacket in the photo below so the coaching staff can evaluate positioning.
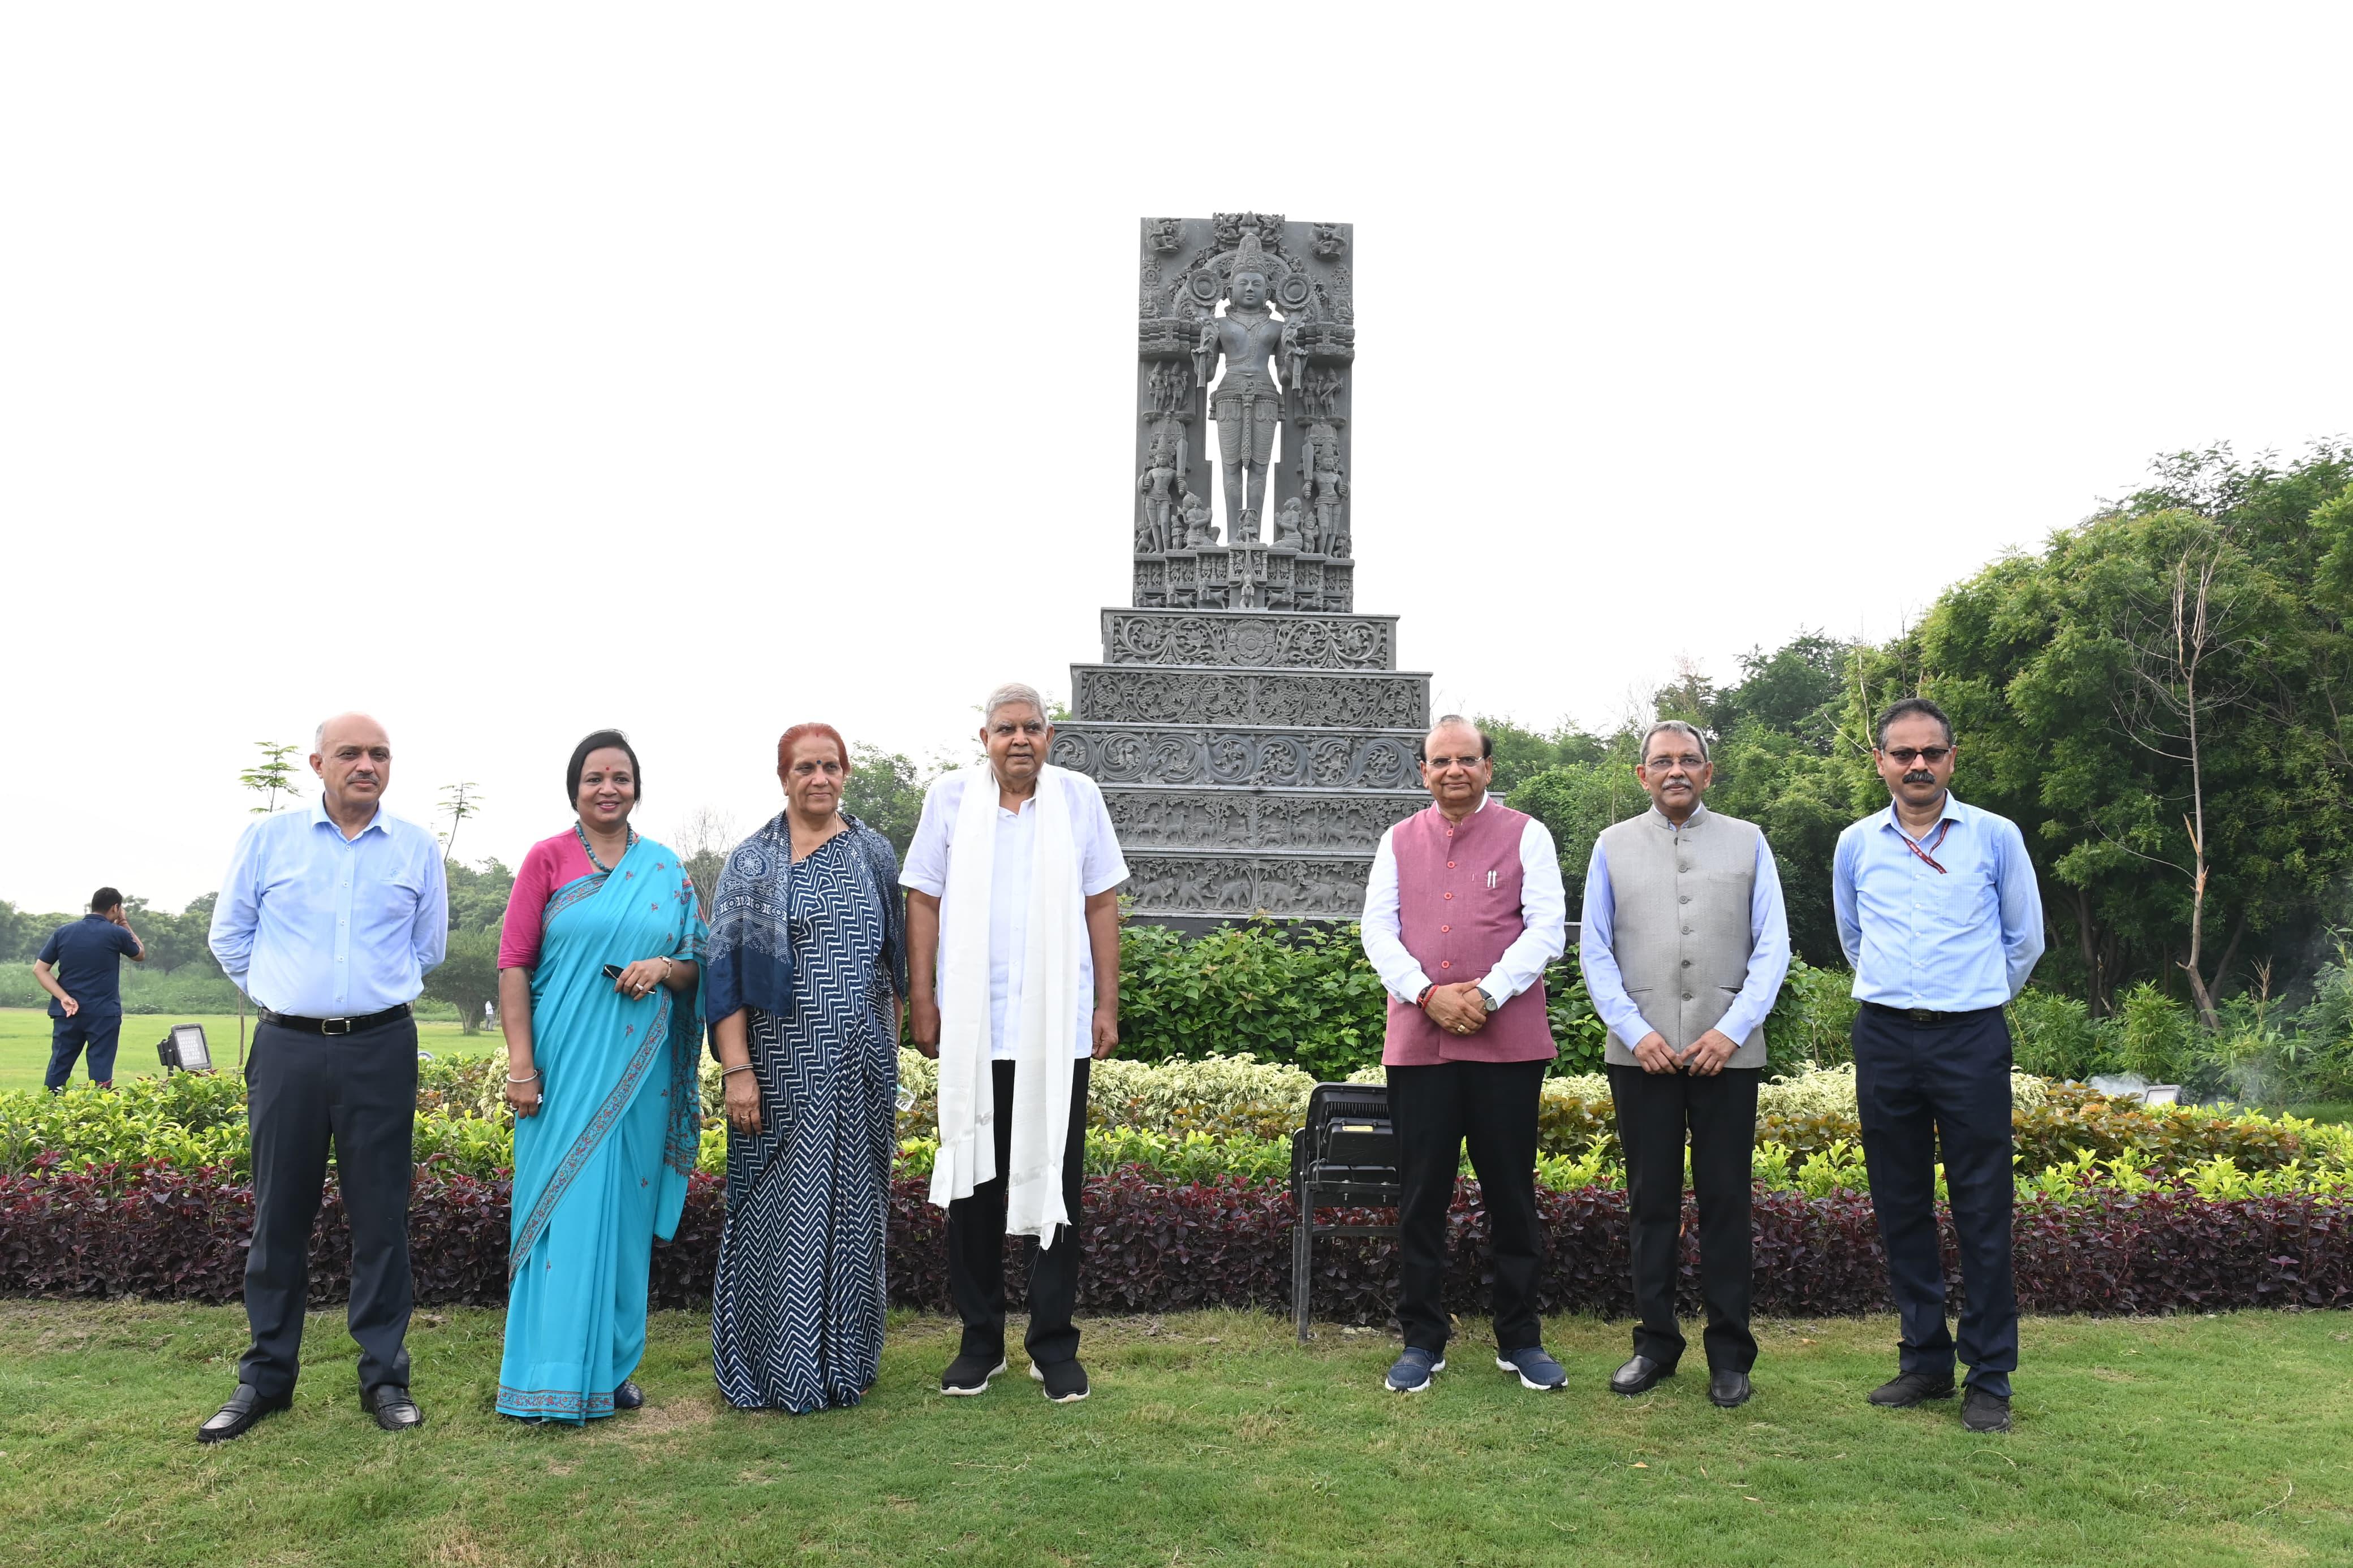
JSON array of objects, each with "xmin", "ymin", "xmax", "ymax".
[{"xmin": 1580, "ymin": 719, "xmax": 1790, "ymax": 1409}]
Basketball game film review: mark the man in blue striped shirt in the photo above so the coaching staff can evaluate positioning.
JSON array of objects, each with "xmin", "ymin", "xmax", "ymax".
[{"xmin": 1833, "ymin": 697, "xmax": 2044, "ymax": 1434}]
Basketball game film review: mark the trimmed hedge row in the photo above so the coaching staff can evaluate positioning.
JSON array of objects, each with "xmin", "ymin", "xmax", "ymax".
[{"xmin": 6, "ymin": 1160, "xmax": 2347, "ymax": 1319}]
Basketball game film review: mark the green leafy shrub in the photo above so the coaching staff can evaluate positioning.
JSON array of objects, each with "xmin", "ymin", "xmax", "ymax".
[
  {"xmin": 1762, "ymin": 956, "xmax": 1859, "ymax": 1072},
  {"xmin": 2010, "ymin": 988, "xmax": 2108, "ymax": 1081},
  {"xmin": 1115, "ymin": 920, "xmax": 1388, "ymax": 1079}
]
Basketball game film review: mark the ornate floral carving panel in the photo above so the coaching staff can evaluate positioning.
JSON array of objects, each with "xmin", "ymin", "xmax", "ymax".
[
  {"xmin": 1051, "ymin": 725, "xmax": 1422, "ymax": 791},
  {"xmin": 1074, "ymin": 666, "xmax": 1428, "ymax": 729},
  {"xmin": 1121, "ymin": 853, "xmax": 1373, "ymax": 917},
  {"xmin": 1102, "ymin": 789, "xmax": 1421, "ymax": 851},
  {"xmin": 1100, "ymin": 610, "xmax": 1396, "ymax": 670}
]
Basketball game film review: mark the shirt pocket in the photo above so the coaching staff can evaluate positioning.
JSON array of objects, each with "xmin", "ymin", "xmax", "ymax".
[
  {"xmin": 1919, "ymin": 864, "xmax": 1993, "ymax": 931},
  {"xmin": 377, "ymin": 868, "xmax": 426, "ymax": 923}
]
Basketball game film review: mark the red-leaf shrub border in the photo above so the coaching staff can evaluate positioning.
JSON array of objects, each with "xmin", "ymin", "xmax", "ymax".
[{"xmin": 4, "ymin": 1157, "xmax": 2348, "ymax": 1318}]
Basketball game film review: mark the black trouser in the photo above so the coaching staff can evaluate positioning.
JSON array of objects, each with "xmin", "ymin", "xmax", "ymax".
[
  {"xmin": 239, "ymin": 1016, "xmax": 418, "ymax": 1398},
  {"xmin": 1389, "ymin": 1057, "xmax": 1548, "ymax": 1355},
  {"xmin": 1851, "ymin": 1004, "xmax": 2017, "ymax": 1398},
  {"xmin": 1607, "ymin": 1063, "xmax": 1760, "ymax": 1373},
  {"xmin": 46, "ymin": 1010, "xmax": 123, "ymax": 1090},
  {"xmin": 947, "ymin": 1058, "xmax": 1090, "ymax": 1367}
]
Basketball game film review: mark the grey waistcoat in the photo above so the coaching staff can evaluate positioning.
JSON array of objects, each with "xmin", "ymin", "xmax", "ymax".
[{"xmin": 1593, "ymin": 806, "xmax": 1769, "ymax": 1069}]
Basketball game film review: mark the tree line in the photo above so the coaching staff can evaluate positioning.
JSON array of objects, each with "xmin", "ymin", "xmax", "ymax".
[{"xmin": 1496, "ymin": 442, "xmax": 2353, "ymax": 1028}]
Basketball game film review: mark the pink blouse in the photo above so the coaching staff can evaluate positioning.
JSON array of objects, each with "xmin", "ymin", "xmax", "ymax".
[{"xmin": 497, "ymin": 832, "xmax": 600, "ymax": 970}]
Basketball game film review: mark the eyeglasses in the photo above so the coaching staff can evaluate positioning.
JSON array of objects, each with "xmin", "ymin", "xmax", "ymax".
[
  {"xmin": 1881, "ymin": 746, "xmax": 1952, "ymax": 765},
  {"xmin": 1643, "ymin": 754, "xmax": 1706, "ymax": 771}
]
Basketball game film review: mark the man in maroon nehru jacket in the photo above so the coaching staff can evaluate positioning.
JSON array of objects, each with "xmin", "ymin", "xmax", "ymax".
[{"xmin": 1360, "ymin": 715, "xmax": 1568, "ymax": 1394}]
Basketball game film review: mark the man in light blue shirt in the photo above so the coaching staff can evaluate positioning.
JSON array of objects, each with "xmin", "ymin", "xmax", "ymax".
[
  {"xmin": 1581, "ymin": 720, "xmax": 1790, "ymax": 1409},
  {"xmin": 199, "ymin": 713, "xmax": 446, "ymax": 1444},
  {"xmin": 1833, "ymin": 697, "xmax": 2044, "ymax": 1435}
]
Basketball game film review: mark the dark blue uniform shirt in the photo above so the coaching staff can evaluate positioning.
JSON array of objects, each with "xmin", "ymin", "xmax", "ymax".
[{"xmin": 36, "ymin": 915, "xmax": 140, "ymax": 1018}]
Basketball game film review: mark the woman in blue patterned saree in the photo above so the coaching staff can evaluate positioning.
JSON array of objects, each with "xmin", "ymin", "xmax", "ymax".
[
  {"xmin": 705, "ymin": 722, "xmax": 906, "ymax": 1412},
  {"xmin": 494, "ymin": 730, "xmax": 704, "ymax": 1422}
]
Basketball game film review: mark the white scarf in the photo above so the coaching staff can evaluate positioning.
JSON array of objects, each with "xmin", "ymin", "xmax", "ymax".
[{"xmin": 929, "ymin": 763, "xmax": 1084, "ymax": 1243}]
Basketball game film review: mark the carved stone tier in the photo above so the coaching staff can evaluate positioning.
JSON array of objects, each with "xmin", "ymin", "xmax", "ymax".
[
  {"xmin": 1102, "ymin": 787, "xmax": 1421, "ymax": 853},
  {"xmin": 1073, "ymin": 665, "xmax": 1429, "ymax": 730},
  {"xmin": 1050, "ymin": 724, "xmax": 1423, "ymax": 792},
  {"xmin": 1101, "ymin": 608, "xmax": 1397, "ymax": 670},
  {"xmin": 1132, "ymin": 548, "xmax": 1354, "ymax": 614},
  {"xmin": 1121, "ymin": 851, "xmax": 1374, "ymax": 919}
]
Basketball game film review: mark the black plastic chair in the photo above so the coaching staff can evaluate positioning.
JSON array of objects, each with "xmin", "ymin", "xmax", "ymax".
[{"xmin": 1289, "ymin": 1081, "xmax": 1402, "ymax": 1342}]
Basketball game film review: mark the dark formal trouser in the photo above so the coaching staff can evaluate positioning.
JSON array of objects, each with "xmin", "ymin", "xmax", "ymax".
[
  {"xmin": 46, "ymin": 1010, "xmax": 123, "ymax": 1090},
  {"xmin": 1607, "ymin": 1062, "xmax": 1761, "ymax": 1373},
  {"xmin": 1389, "ymin": 1057, "xmax": 1548, "ymax": 1355},
  {"xmin": 947, "ymin": 1057, "xmax": 1091, "ymax": 1367},
  {"xmin": 239, "ymin": 1016, "xmax": 419, "ymax": 1399},
  {"xmin": 1851, "ymin": 1003, "xmax": 2017, "ymax": 1398}
]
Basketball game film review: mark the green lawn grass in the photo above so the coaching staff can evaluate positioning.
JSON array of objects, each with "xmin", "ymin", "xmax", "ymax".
[
  {"xmin": 2, "ymin": 1304, "xmax": 2347, "ymax": 1567},
  {"xmin": 0, "ymin": 1008, "xmax": 497, "ymax": 1094}
]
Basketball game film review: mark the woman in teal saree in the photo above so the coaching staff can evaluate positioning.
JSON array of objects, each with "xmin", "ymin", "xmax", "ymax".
[{"xmin": 494, "ymin": 730, "xmax": 704, "ymax": 1422}]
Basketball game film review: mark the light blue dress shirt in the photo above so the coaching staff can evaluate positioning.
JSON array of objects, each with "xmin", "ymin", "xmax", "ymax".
[
  {"xmin": 1579, "ymin": 805, "xmax": 1792, "ymax": 1048},
  {"xmin": 1833, "ymin": 793, "xmax": 2045, "ymax": 1011},
  {"xmin": 208, "ymin": 800, "xmax": 449, "ymax": 1017}
]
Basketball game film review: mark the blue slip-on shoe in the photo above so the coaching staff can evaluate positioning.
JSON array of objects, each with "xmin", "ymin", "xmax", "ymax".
[
  {"xmin": 1385, "ymin": 1347, "xmax": 1445, "ymax": 1393},
  {"xmin": 1495, "ymin": 1345, "xmax": 1567, "ymax": 1392}
]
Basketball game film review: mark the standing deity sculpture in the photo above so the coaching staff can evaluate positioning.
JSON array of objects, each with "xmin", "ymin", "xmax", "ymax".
[
  {"xmin": 1302, "ymin": 421, "xmax": 1350, "ymax": 556},
  {"xmin": 1135, "ymin": 424, "xmax": 1186, "ymax": 553},
  {"xmin": 1193, "ymin": 230, "xmax": 1286, "ymax": 546}
]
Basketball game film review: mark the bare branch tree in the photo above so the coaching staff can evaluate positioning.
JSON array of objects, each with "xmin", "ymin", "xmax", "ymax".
[{"xmin": 2108, "ymin": 529, "xmax": 2257, "ymax": 1028}]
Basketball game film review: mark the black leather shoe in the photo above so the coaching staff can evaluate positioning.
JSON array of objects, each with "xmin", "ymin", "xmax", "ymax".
[
  {"xmin": 1962, "ymin": 1386, "xmax": 2012, "ymax": 1432},
  {"xmin": 1708, "ymin": 1370, "xmax": 1753, "ymax": 1408},
  {"xmin": 611, "ymin": 1381, "xmax": 644, "ymax": 1411},
  {"xmin": 1610, "ymin": 1355, "xmax": 1675, "ymax": 1396},
  {"xmin": 1868, "ymin": 1370, "xmax": 1956, "ymax": 1407},
  {"xmin": 196, "ymin": 1384, "xmax": 291, "ymax": 1444},
  {"xmin": 362, "ymin": 1383, "xmax": 424, "ymax": 1432}
]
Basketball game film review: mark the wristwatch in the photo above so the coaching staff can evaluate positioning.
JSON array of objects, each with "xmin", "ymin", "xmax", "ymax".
[{"xmin": 1477, "ymin": 983, "xmax": 1505, "ymax": 1013}]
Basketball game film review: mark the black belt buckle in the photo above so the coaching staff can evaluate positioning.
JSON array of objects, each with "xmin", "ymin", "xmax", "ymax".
[
  {"xmin": 322, "ymin": 1016, "xmax": 353, "ymax": 1036},
  {"xmin": 1905, "ymin": 1007, "xmax": 1938, "ymax": 1025}
]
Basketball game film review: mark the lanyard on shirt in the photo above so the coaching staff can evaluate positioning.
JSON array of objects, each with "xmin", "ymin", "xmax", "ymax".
[{"xmin": 1899, "ymin": 816, "xmax": 1953, "ymax": 874}]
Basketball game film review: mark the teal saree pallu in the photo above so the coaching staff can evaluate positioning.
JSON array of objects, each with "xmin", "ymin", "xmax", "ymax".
[{"xmin": 498, "ymin": 835, "xmax": 704, "ymax": 1421}]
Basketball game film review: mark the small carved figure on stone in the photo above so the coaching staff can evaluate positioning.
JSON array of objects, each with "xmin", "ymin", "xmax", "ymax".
[
  {"xmin": 1147, "ymin": 217, "xmax": 1183, "ymax": 254},
  {"xmin": 1273, "ymin": 495, "xmax": 1305, "ymax": 549},
  {"xmin": 1136, "ymin": 426, "xmax": 1186, "ymax": 554},
  {"xmin": 1313, "ymin": 223, "xmax": 1346, "ymax": 258},
  {"xmin": 1238, "ymin": 566, "xmax": 1260, "ymax": 610},
  {"xmin": 1302, "ymin": 422, "xmax": 1349, "ymax": 556},
  {"xmin": 1180, "ymin": 491, "xmax": 1217, "ymax": 548},
  {"xmin": 1281, "ymin": 318, "xmax": 1308, "ymax": 404}
]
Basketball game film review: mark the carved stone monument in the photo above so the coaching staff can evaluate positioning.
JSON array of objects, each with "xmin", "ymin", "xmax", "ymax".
[{"xmin": 1053, "ymin": 214, "xmax": 1429, "ymax": 923}]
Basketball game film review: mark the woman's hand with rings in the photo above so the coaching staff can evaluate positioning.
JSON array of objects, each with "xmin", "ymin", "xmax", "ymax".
[
  {"xmin": 722, "ymin": 1066, "xmax": 762, "ymax": 1135},
  {"xmin": 506, "ymin": 1069, "xmax": 544, "ymax": 1118},
  {"xmin": 614, "ymin": 956, "xmax": 671, "ymax": 1000}
]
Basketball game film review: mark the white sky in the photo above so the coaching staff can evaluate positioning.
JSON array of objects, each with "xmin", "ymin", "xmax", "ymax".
[{"xmin": 5, "ymin": 5, "xmax": 2347, "ymax": 914}]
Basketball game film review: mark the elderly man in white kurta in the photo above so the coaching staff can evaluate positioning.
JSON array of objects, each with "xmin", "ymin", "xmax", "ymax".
[{"xmin": 903, "ymin": 683, "xmax": 1127, "ymax": 1405}]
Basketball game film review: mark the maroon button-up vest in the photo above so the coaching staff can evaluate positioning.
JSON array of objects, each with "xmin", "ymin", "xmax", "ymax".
[{"xmin": 1382, "ymin": 800, "xmax": 1558, "ymax": 1066}]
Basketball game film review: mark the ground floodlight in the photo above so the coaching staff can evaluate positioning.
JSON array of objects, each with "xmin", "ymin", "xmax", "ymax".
[{"xmin": 157, "ymin": 1023, "xmax": 214, "ymax": 1074}]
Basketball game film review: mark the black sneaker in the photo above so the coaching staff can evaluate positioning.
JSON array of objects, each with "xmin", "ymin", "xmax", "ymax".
[
  {"xmin": 941, "ymin": 1352, "xmax": 1008, "ymax": 1396},
  {"xmin": 1962, "ymin": 1386, "xmax": 2012, "ymax": 1432},
  {"xmin": 1868, "ymin": 1370, "xmax": 1957, "ymax": 1407},
  {"xmin": 1032, "ymin": 1359, "xmax": 1090, "ymax": 1403}
]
